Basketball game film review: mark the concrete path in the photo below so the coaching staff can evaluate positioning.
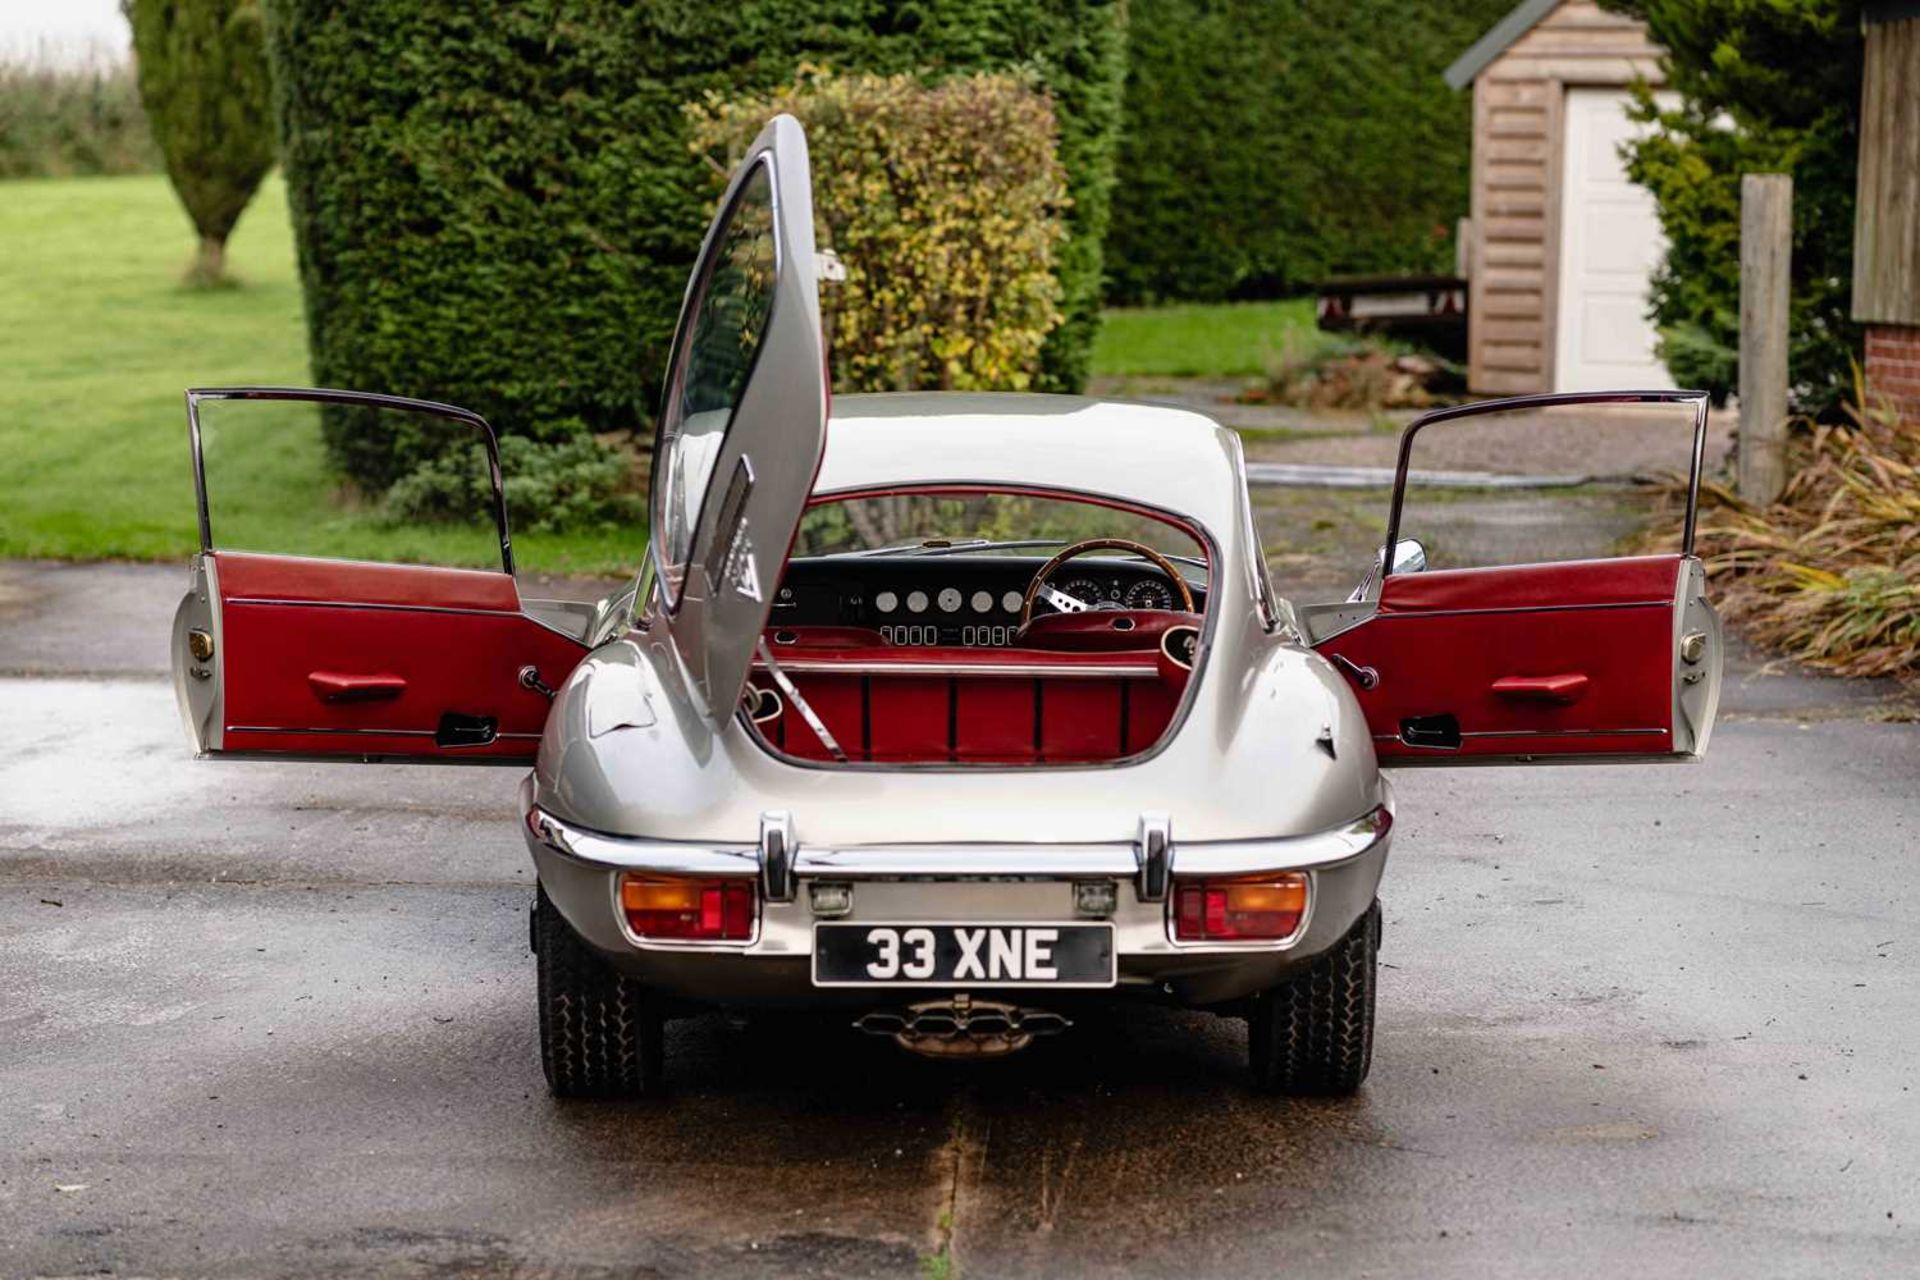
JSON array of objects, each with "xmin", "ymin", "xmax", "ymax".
[{"xmin": 2, "ymin": 560, "xmax": 1914, "ymax": 1278}]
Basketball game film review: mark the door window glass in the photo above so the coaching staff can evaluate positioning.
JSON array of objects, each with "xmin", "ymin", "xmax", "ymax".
[
  {"xmin": 654, "ymin": 160, "xmax": 778, "ymax": 604},
  {"xmin": 1389, "ymin": 398, "xmax": 1715, "ymax": 573},
  {"xmin": 191, "ymin": 392, "xmax": 507, "ymax": 569}
]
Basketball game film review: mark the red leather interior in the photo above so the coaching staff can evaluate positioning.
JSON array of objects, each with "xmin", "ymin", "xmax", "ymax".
[
  {"xmin": 1017, "ymin": 610, "xmax": 1203, "ymax": 652},
  {"xmin": 750, "ymin": 639, "xmax": 1189, "ymax": 765},
  {"xmin": 1316, "ymin": 555, "xmax": 1683, "ymax": 761},
  {"xmin": 218, "ymin": 551, "xmax": 521, "ymax": 611},
  {"xmin": 1376, "ymin": 555, "xmax": 1679, "ymax": 614},
  {"xmin": 764, "ymin": 624, "xmax": 887, "ymax": 649},
  {"xmin": 212, "ymin": 552, "xmax": 587, "ymax": 760}
]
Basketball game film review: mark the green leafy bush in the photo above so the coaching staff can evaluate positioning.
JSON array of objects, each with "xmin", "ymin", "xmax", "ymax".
[
  {"xmin": 689, "ymin": 70, "xmax": 1068, "ymax": 393},
  {"xmin": 0, "ymin": 55, "xmax": 159, "ymax": 178},
  {"xmin": 383, "ymin": 434, "xmax": 642, "ymax": 536},
  {"xmin": 1104, "ymin": 0, "xmax": 1512, "ymax": 304},
  {"xmin": 1601, "ymin": 0, "xmax": 1863, "ymax": 416},
  {"xmin": 126, "ymin": 0, "xmax": 277, "ymax": 285},
  {"xmin": 259, "ymin": 0, "xmax": 1126, "ymax": 500}
]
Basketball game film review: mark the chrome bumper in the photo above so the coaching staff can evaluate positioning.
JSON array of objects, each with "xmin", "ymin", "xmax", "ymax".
[{"xmin": 522, "ymin": 780, "xmax": 1392, "ymax": 1008}]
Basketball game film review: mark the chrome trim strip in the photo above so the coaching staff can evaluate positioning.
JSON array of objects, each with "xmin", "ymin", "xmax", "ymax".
[
  {"xmin": 530, "ymin": 810, "xmax": 762, "ymax": 878},
  {"xmin": 754, "ymin": 659, "xmax": 1160, "ymax": 679},
  {"xmin": 1371, "ymin": 727, "xmax": 1668, "ymax": 742},
  {"xmin": 526, "ymin": 805, "xmax": 1392, "ymax": 882},
  {"xmin": 1169, "ymin": 806, "xmax": 1392, "ymax": 877},
  {"xmin": 226, "ymin": 596, "xmax": 521, "ymax": 618},
  {"xmin": 228, "ymin": 725, "xmax": 542, "ymax": 741},
  {"xmin": 1371, "ymin": 598, "xmax": 1671, "ymax": 621},
  {"xmin": 796, "ymin": 844, "xmax": 1141, "ymax": 879}
]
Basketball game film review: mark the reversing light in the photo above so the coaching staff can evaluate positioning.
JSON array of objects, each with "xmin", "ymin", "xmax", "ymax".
[
  {"xmin": 1173, "ymin": 872, "xmax": 1309, "ymax": 942},
  {"xmin": 619, "ymin": 874, "xmax": 756, "ymax": 941}
]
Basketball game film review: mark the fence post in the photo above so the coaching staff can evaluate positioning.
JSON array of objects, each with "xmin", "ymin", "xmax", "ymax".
[{"xmin": 1738, "ymin": 173, "xmax": 1793, "ymax": 504}]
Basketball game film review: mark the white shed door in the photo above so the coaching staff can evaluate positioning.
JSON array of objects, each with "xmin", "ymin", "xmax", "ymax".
[{"xmin": 1554, "ymin": 88, "xmax": 1676, "ymax": 392}]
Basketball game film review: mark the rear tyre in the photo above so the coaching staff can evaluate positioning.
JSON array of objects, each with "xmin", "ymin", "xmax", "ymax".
[
  {"xmin": 535, "ymin": 884, "xmax": 664, "ymax": 1099},
  {"xmin": 1247, "ymin": 899, "xmax": 1380, "ymax": 1096}
]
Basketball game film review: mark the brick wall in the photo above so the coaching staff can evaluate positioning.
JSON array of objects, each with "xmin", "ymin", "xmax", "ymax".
[{"xmin": 1865, "ymin": 323, "xmax": 1920, "ymax": 422}]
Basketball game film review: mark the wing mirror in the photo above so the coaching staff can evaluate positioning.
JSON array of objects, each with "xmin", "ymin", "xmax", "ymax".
[
  {"xmin": 1346, "ymin": 538, "xmax": 1428, "ymax": 602},
  {"xmin": 1389, "ymin": 537, "xmax": 1427, "ymax": 576}
]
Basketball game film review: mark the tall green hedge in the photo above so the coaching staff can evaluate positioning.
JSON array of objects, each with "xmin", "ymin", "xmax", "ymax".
[
  {"xmin": 1104, "ymin": 0, "xmax": 1512, "ymax": 305},
  {"xmin": 259, "ymin": 0, "xmax": 1125, "ymax": 493}
]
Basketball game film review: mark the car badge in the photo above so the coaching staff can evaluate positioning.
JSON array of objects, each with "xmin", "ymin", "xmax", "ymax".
[{"xmin": 725, "ymin": 520, "xmax": 762, "ymax": 602}]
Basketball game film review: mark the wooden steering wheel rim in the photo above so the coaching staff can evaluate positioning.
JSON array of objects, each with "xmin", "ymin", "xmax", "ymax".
[{"xmin": 1020, "ymin": 537, "xmax": 1196, "ymax": 626}]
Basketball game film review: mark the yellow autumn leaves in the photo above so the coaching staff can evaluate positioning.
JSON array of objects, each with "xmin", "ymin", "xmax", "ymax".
[{"xmin": 689, "ymin": 68, "xmax": 1070, "ymax": 395}]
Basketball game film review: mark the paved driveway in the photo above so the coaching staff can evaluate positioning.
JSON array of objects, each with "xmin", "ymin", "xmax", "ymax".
[{"xmin": 2, "ymin": 561, "xmax": 1915, "ymax": 1278}]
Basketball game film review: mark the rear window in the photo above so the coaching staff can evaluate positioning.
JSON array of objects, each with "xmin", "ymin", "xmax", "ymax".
[{"xmin": 653, "ymin": 160, "xmax": 777, "ymax": 605}]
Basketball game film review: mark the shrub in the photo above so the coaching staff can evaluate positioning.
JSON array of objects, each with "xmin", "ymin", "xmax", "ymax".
[
  {"xmin": 383, "ymin": 434, "xmax": 643, "ymax": 536},
  {"xmin": 1104, "ymin": 0, "xmax": 1513, "ymax": 304},
  {"xmin": 688, "ymin": 71, "xmax": 1068, "ymax": 394},
  {"xmin": 1687, "ymin": 382, "xmax": 1917, "ymax": 686},
  {"xmin": 259, "ymin": 0, "xmax": 1126, "ymax": 500},
  {"xmin": 126, "ymin": 0, "xmax": 277, "ymax": 286},
  {"xmin": 1601, "ymin": 0, "xmax": 1863, "ymax": 417},
  {"xmin": 0, "ymin": 55, "xmax": 159, "ymax": 178},
  {"xmin": 1247, "ymin": 332, "xmax": 1462, "ymax": 411}
]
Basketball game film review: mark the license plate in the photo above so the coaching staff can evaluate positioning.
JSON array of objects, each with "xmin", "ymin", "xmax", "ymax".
[{"xmin": 812, "ymin": 923, "xmax": 1116, "ymax": 988}]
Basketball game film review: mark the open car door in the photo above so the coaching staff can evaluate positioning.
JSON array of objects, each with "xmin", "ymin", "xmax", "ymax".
[
  {"xmin": 645, "ymin": 113, "xmax": 830, "ymax": 722},
  {"xmin": 1311, "ymin": 391, "xmax": 1722, "ymax": 765},
  {"xmin": 172, "ymin": 388, "xmax": 589, "ymax": 763}
]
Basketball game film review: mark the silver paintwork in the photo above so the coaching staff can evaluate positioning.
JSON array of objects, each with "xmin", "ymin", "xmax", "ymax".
[
  {"xmin": 650, "ymin": 115, "xmax": 830, "ymax": 726},
  {"xmin": 528, "ymin": 390, "xmax": 1398, "ymax": 1006},
  {"xmin": 166, "ymin": 118, "xmax": 1722, "ymax": 1019}
]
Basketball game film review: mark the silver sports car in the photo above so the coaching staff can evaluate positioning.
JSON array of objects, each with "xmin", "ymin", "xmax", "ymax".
[{"xmin": 170, "ymin": 116, "xmax": 1723, "ymax": 1097}]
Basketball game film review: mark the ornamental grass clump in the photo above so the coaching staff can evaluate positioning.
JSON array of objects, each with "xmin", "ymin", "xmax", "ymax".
[
  {"xmin": 688, "ymin": 70, "xmax": 1070, "ymax": 394},
  {"xmin": 1690, "ymin": 381, "xmax": 1918, "ymax": 685}
]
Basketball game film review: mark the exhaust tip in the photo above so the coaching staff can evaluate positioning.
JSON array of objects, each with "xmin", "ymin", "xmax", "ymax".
[{"xmin": 854, "ymin": 995, "xmax": 1073, "ymax": 1060}]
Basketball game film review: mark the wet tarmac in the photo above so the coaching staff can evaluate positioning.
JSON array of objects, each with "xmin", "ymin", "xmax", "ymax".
[{"xmin": 2, "ymin": 561, "xmax": 1915, "ymax": 1277}]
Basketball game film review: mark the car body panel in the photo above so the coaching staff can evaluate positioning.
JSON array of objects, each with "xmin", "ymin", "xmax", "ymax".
[{"xmin": 648, "ymin": 113, "xmax": 829, "ymax": 724}]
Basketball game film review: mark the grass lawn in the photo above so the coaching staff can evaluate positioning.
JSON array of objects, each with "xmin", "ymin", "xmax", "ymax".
[
  {"xmin": 1, "ymin": 173, "xmax": 1311, "ymax": 571},
  {"xmin": 0, "ymin": 173, "xmax": 640, "ymax": 573},
  {"xmin": 1091, "ymin": 297, "xmax": 1317, "ymax": 380}
]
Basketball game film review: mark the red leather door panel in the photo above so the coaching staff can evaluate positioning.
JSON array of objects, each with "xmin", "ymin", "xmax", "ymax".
[
  {"xmin": 211, "ymin": 552, "xmax": 588, "ymax": 761},
  {"xmin": 1315, "ymin": 555, "xmax": 1683, "ymax": 762}
]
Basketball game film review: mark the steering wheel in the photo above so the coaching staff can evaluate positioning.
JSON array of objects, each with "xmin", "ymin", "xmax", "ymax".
[{"xmin": 1019, "ymin": 537, "xmax": 1196, "ymax": 627}]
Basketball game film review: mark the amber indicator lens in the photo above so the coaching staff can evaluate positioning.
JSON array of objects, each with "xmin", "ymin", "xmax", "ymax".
[
  {"xmin": 620, "ymin": 875, "xmax": 756, "ymax": 941},
  {"xmin": 1173, "ymin": 873, "xmax": 1309, "ymax": 941}
]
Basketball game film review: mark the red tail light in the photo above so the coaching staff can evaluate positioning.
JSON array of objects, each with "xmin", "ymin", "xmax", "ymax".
[
  {"xmin": 620, "ymin": 875, "xmax": 757, "ymax": 941},
  {"xmin": 1173, "ymin": 873, "xmax": 1309, "ymax": 942}
]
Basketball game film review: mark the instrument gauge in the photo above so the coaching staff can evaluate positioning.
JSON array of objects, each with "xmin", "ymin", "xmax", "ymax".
[
  {"xmin": 1000, "ymin": 590, "xmax": 1024, "ymax": 613},
  {"xmin": 1057, "ymin": 578, "xmax": 1103, "ymax": 608},
  {"xmin": 937, "ymin": 587, "xmax": 963, "ymax": 613},
  {"xmin": 874, "ymin": 590, "xmax": 899, "ymax": 614},
  {"xmin": 971, "ymin": 590, "xmax": 995, "ymax": 614},
  {"xmin": 1124, "ymin": 578, "xmax": 1176, "ymax": 611},
  {"xmin": 906, "ymin": 590, "xmax": 929, "ymax": 614}
]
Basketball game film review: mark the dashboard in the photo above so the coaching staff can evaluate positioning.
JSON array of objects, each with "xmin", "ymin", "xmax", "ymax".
[{"xmin": 772, "ymin": 554, "xmax": 1207, "ymax": 647}]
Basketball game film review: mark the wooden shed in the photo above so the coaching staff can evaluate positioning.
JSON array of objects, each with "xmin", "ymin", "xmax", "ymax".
[
  {"xmin": 1853, "ymin": 1, "xmax": 1920, "ymax": 421},
  {"xmin": 1444, "ymin": 0, "xmax": 1669, "ymax": 395}
]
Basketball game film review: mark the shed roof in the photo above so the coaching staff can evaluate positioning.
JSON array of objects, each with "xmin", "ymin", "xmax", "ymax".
[{"xmin": 1443, "ymin": 0, "xmax": 1564, "ymax": 90}]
